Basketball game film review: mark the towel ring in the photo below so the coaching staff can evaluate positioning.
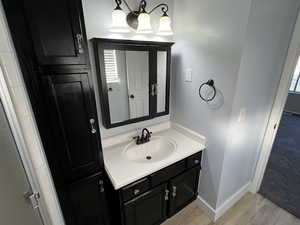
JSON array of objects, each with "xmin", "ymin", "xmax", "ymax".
[{"xmin": 199, "ymin": 79, "xmax": 216, "ymax": 102}]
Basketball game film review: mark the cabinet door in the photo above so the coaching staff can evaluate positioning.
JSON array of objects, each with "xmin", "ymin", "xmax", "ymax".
[
  {"xmin": 150, "ymin": 48, "xmax": 171, "ymax": 118},
  {"xmin": 43, "ymin": 73, "xmax": 102, "ymax": 184},
  {"xmin": 123, "ymin": 183, "xmax": 168, "ymax": 225},
  {"xmin": 23, "ymin": 0, "xmax": 88, "ymax": 66},
  {"xmin": 57, "ymin": 173, "xmax": 109, "ymax": 225},
  {"xmin": 168, "ymin": 167, "xmax": 200, "ymax": 216}
]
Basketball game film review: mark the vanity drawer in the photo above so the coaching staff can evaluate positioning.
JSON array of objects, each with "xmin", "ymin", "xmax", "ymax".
[
  {"xmin": 121, "ymin": 178, "xmax": 150, "ymax": 202},
  {"xmin": 187, "ymin": 152, "xmax": 202, "ymax": 169},
  {"xmin": 150, "ymin": 160, "xmax": 186, "ymax": 187}
]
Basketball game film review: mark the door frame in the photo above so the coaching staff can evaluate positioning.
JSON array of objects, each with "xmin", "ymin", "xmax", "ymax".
[
  {"xmin": 0, "ymin": 63, "xmax": 49, "ymax": 225},
  {"xmin": 251, "ymin": 10, "xmax": 300, "ymax": 193}
]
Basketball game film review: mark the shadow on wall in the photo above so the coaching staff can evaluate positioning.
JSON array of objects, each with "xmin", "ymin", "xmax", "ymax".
[{"xmin": 206, "ymin": 89, "xmax": 224, "ymax": 110}]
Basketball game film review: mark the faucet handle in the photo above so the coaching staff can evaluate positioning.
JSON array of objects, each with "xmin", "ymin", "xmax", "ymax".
[
  {"xmin": 147, "ymin": 132, "xmax": 152, "ymax": 139},
  {"xmin": 133, "ymin": 135, "xmax": 141, "ymax": 145},
  {"xmin": 136, "ymin": 127, "xmax": 142, "ymax": 134}
]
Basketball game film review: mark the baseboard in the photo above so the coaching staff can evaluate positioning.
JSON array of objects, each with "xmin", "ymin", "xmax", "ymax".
[
  {"xmin": 249, "ymin": 181, "xmax": 258, "ymax": 194},
  {"xmin": 215, "ymin": 182, "xmax": 251, "ymax": 220},
  {"xmin": 195, "ymin": 196, "xmax": 216, "ymax": 221},
  {"xmin": 195, "ymin": 182, "xmax": 251, "ymax": 221}
]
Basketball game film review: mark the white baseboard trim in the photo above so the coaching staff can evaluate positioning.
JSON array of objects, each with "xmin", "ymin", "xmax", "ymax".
[
  {"xmin": 195, "ymin": 182, "xmax": 251, "ymax": 221},
  {"xmin": 215, "ymin": 182, "xmax": 251, "ymax": 220},
  {"xmin": 249, "ymin": 181, "xmax": 258, "ymax": 194},
  {"xmin": 195, "ymin": 196, "xmax": 216, "ymax": 221}
]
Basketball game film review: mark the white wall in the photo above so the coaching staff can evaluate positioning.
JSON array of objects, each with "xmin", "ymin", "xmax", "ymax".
[
  {"xmin": 217, "ymin": 0, "xmax": 299, "ymax": 207},
  {"xmin": 82, "ymin": 0, "xmax": 175, "ymax": 138},
  {"xmin": 172, "ymin": 0, "xmax": 299, "ymax": 209},
  {"xmin": 172, "ymin": 0, "xmax": 252, "ymax": 208}
]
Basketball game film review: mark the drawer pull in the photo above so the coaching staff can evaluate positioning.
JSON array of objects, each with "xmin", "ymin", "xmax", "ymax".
[
  {"xmin": 194, "ymin": 159, "xmax": 200, "ymax": 164},
  {"xmin": 172, "ymin": 186, "xmax": 177, "ymax": 198},
  {"xmin": 151, "ymin": 84, "xmax": 155, "ymax": 96},
  {"xmin": 165, "ymin": 189, "xmax": 169, "ymax": 201},
  {"xmin": 76, "ymin": 33, "xmax": 84, "ymax": 54},
  {"xmin": 99, "ymin": 180, "xmax": 105, "ymax": 193},
  {"xmin": 90, "ymin": 118, "xmax": 97, "ymax": 134},
  {"xmin": 133, "ymin": 189, "xmax": 140, "ymax": 195}
]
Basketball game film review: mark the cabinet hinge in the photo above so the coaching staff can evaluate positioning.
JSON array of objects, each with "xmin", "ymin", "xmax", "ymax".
[{"xmin": 24, "ymin": 191, "xmax": 40, "ymax": 209}]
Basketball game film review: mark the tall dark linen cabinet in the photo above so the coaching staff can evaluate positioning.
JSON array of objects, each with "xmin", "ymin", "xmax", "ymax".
[{"xmin": 2, "ymin": 1, "xmax": 109, "ymax": 225}]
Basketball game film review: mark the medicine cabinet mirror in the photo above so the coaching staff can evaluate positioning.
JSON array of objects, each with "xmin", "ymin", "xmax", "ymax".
[{"xmin": 92, "ymin": 38, "xmax": 173, "ymax": 128}]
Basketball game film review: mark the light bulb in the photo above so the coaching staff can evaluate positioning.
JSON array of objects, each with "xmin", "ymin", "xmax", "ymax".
[
  {"xmin": 157, "ymin": 15, "xmax": 173, "ymax": 36},
  {"xmin": 110, "ymin": 9, "xmax": 130, "ymax": 33},
  {"xmin": 136, "ymin": 13, "xmax": 153, "ymax": 34}
]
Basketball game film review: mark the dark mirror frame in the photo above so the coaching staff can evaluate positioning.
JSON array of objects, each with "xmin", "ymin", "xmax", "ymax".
[{"xmin": 91, "ymin": 38, "xmax": 174, "ymax": 129}]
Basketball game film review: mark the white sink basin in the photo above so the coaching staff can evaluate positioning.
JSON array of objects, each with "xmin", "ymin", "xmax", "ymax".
[{"xmin": 123, "ymin": 136, "xmax": 176, "ymax": 163}]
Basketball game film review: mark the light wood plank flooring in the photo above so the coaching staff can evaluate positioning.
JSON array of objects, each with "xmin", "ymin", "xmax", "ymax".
[{"xmin": 162, "ymin": 193, "xmax": 300, "ymax": 225}]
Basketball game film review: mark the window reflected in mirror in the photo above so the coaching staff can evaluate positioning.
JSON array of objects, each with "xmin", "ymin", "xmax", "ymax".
[{"xmin": 289, "ymin": 56, "xmax": 300, "ymax": 93}]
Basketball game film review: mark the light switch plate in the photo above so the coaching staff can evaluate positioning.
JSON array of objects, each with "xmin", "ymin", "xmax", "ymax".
[
  {"xmin": 185, "ymin": 69, "xmax": 192, "ymax": 82},
  {"xmin": 238, "ymin": 108, "xmax": 247, "ymax": 122}
]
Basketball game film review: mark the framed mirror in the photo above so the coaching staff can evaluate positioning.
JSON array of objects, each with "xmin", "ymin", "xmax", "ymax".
[{"xmin": 92, "ymin": 38, "xmax": 173, "ymax": 128}]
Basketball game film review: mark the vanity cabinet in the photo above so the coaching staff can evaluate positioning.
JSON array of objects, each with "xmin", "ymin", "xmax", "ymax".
[
  {"xmin": 168, "ymin": 167, "xmax": 200, "ymax": 216},
  {"xmin": 123, "ymin": 184, "xmax": 168, "ymax": 225},
  {"xmin": 58, "ymin": 172, "xmax": 109, "ymax": 225},
  {"xmin": 108, "ymin": 152, "xmax": 202, "ymax": 225}
]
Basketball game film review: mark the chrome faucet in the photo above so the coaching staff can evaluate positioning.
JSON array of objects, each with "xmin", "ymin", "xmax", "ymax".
[{"xmin": 133, "ymin": 128, "xmax": 152, "ymax": 145}]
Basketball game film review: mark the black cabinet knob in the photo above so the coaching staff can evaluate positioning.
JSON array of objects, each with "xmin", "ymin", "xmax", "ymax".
[{"xmin": 129, "ymin": 94, "xmax": 135, "ymax": 99}]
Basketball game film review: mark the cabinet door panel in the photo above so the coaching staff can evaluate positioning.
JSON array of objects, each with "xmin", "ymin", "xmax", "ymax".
[
  {"xmin": 123, "ymin": 183, "xmax": 168, "ymax": 225},
  {"xmin": 23, "ymin": 0, "xmax": 87, "ymax": 65},
  {"xmin": 57, "ymin": 173, "xmax": 109, "ymax": 225},
  {"xmin": 44, "ymin": 73, "xmax": 102, "ymax": 183},
  {"xmin": 169, "ymin": 167, "xmax": 200, "ymax": 216}
]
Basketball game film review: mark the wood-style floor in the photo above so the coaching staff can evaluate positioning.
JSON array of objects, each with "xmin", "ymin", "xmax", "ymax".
[{"xmin": 162, "ymin": 193, "xmax": 300, "ymax": 225}]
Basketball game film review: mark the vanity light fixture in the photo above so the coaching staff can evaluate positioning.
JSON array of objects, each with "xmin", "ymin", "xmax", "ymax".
[
  {"xmin": 110, "ymin": 1, "xmax": 130, "ymax": 33},
  {"xmin": 111, "ymin": 0, "xmax": 173, "ymax": 36}
]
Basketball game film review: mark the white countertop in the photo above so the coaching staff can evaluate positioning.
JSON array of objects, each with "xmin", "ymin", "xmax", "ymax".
[{"xmin": 102, "ymin": 122, "xmax": 206, "ymax": 190}]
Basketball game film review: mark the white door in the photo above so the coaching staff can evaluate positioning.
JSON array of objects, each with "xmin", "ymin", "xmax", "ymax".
[
  {"xmin": 0, "ymin": 100, "xmax": 44, "ymax": 225},
  {"xmin": 126, "ymin": 51, "xmax": 149, "ymax": 119}
]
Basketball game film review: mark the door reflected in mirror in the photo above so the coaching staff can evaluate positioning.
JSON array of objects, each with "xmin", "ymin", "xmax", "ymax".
[{"xmin": 103, "ymin": 50, "xmax": 149, "ymax": 123}]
